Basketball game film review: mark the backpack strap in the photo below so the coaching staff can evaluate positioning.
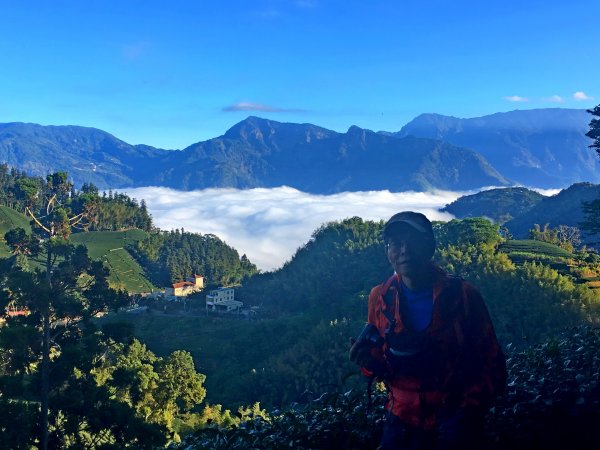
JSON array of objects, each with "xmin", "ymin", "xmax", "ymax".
[{"xmin": 380, "ymin": 274, "xmax": 399, "ymax": 337}]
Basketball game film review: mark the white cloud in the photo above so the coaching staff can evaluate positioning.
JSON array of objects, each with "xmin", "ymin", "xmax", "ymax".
[
  {"xmin": 544, "ymin": 95, "xmax": 564, "ymax": 103},
  {"xmin": 120, "ymin": 187, "xmax": 461, "ymax": 271},
  {"xmin": 528, "ymin": 187, "xmax": 561, "ymax": 197},
  {"xmin": 504, "ymin": 95, "xmax": 529, "ymax": 103},
  {"xmin": 573, "ymin": 91, "xmax": 594, "ymax": 101}
]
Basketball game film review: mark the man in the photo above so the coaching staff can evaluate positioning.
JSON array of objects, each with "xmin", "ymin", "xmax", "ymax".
[{"xmin": 350, "ymin": 211, "xmax": 506, "ymax": 450}]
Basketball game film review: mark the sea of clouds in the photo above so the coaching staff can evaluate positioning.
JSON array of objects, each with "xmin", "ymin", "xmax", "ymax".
[{"xmin": 120, "ymin": 186, "xmax": 559, "ymax": 272}]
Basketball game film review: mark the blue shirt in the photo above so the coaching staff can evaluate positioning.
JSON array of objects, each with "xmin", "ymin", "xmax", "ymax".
[{"xmin": 400, "ymin": 280, "xmax": 433, "ymax": 332}]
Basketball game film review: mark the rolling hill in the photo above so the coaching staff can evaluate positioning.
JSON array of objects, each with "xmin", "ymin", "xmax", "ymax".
[
  {"xmin": 70, "ymin": 230, "xmax": 158, "ymax": 293},
  {"xmin": 441, "ymin": 187, "xmax": 545, "ymax": 223},
  {"xmin": 504, "ymin": 182, "xmax": 600, "ymax": 241}
]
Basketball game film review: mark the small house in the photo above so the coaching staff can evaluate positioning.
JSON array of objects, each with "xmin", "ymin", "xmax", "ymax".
[{"xmin": 206, "ymin": 287, "xmax": 243, "ymax": 313}]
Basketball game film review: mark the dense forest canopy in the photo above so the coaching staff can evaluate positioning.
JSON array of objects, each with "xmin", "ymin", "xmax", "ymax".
[
  {"xmin": 131, "ymin": 229, "xmax": 258, "ymax": 286},
  {"xmin": 0, "ymin": 164, "xmax": 152, "ymax": 232}
]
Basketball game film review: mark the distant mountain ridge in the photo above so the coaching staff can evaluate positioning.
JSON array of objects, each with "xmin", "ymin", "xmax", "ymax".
[
  {"xmin": 145, "ymin": 116, "xmax": 509, "ymax": 192},
  {"xmin": 0, "ymin": 122, "xmax": 170, "ymax": 187},
  {"xmin": 396, "ymin": 108, "xmax": 597, "ymax": 188},
  {"xmin": 0, "ymin": 108, "xmax": 596, "ymax": 192}
]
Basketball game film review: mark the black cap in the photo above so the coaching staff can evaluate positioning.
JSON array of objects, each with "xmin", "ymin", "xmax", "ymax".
[{"xmin": 383, "ymin": 211, "xmax": 433, "ymax": 239}]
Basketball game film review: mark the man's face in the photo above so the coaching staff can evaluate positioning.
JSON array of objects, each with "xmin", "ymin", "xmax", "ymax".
[{"xmin": 385, "ymin": 226, "xmax": 432, "ymax": 278}]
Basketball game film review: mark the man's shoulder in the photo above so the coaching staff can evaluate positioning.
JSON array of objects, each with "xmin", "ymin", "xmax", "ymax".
[{"xmin": 368, "ymin": 283, "xmax": 385, "ymax": 300}]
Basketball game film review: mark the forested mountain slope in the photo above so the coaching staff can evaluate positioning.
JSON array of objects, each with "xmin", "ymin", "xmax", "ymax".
[
  {"xmin": 441, "ymin": 186, "xmax": 545, "ymax": 223},
  {"xmin": 505, "ymin": 182, "xmax": 600, "ymax": 241},
  {"xmin": 0, "ymin": 122, "xmax": 169, "ymax": 188},
  {"xmin": 396, "ymin": 108, "xmax": 597, "ymax": 188}
]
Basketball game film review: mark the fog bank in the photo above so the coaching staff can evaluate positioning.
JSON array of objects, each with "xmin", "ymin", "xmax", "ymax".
[{"xmin": 117, "ymin": 186, "xmax": 467, "ymax": 271}]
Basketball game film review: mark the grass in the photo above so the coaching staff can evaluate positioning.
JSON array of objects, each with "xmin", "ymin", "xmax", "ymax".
[
  {"xmin": 70, "ymin": 229, "xmax": 148, "ymax": 259},
  {"xmin": 71, "ymin": 230, "xmax": 158, "ymax": 293},
  {"xmin": 499, "ymin": 239, "xmax": 573, "ymax": 259},
  {"xmin": 0, "ymin": 206, "xmax": 32, "ymax": 258},
  {"xmin": 0, "ymin": 209, "xmax": 156, "ymax": 293}
]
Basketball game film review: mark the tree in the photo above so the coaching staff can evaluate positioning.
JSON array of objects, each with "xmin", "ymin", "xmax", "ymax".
[
  {"xmin": 581, "ymin": 105, "xmax": 600, "ymax": 241},
  {"xmin": 555, "ymin": 225, "xmax": 581, "ymax": 252},
  {"xmin": 0, "ymin": 171, "xmax": 132, "ymax": 450},
  {"xmin": 433, "ymin": 217, "xmax": 502, "ymax": 249},
  {"xmin": 586, "ymin": 104, "xmax": 600, "ymax": 156},
  {"xmin": 93, "ymin": 340, "xmax": 206, "ymax": 439},
  {"xmin": 4, "ymin": 227, "xmax": 41, "ymax": 256}
]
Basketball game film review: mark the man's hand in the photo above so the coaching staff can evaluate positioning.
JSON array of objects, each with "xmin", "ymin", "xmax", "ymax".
[
  {"xmin": 349, "ymin": 337, "xmax": 373, "ymax": 366},
  {"xmin": 349, "ymin": 338, "xmax": 387, "ymax": 377}
]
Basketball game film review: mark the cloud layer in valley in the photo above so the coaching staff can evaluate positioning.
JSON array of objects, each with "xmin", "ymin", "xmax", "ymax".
[{"xmin": 120, "ymin": 187, "xmax": 464, "ymax": 271}]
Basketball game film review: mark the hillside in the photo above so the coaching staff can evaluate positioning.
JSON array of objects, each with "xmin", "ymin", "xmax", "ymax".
[
  {"xmin": 0, "ymin": 122, "xmax": 170, "ymax": 188},
  {"xmin": 505, "ymin": 182, "xmax": 600, "ymax": 241},
  {"xmin": 396, "ymin": 108, "xmax": 598, "ymax": 188},
  {"xmin": 70, "ymin": 230, "xmax": 157, "ymax": 293},
  {"xmin": 441, "ymin": 187, "xmax": 545, "ymax": 223},
  {"xmin": 0, "ymin": 205, "xmax": 31, "ymax": 257}
]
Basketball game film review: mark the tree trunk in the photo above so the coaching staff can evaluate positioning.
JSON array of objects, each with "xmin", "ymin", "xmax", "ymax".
[
  {"xmin": 41, "ymin": 307, "xmax": 50, "ymax": 450},
  {"xmin": 40, "ymin": 250, "xmax": 52, "ymax": 450}
]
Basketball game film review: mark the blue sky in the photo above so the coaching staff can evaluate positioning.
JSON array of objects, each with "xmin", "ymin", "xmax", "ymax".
[{"xmin": 1, "ymin": 0, "xmax": 598, "ymax": 149}]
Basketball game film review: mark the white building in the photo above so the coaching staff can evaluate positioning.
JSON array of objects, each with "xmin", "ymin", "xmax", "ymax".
[{"xmin": 206, "ymin": 287, "xmax": 243, "ymax": 313}]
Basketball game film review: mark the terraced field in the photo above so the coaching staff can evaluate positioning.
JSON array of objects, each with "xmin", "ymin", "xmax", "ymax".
[
  {"xmin": 71, "ymin": 230, "xmax": 158, "ymax": 293},
  {"xmin": 0, "ymin": 205, "xmax": 157, "ymax": 293},
  {"xmin": 498, "ymin": 239, "xmax": 574, "ymax": 259},
  {"xmin": 498, "ymin": 238, "xmax": 577, "ymax": 275}
]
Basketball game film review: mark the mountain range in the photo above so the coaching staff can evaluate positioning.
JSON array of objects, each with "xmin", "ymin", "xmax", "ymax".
[
  {"xmin": 396, "ymin": 108, "xmax": 596, "ymax": 188},
  {"xmin": 0, "ymin": 108, "xmax": 596, "ymax": 192}
]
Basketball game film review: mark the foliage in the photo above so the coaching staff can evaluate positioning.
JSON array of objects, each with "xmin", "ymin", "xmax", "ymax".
[
  {"xmin": 436, "ymin": 238, "xmax": 596, "ymax": 346},
  {"xmin": 0, "ymin": 171, "xmax": 159, "ymax": 449},
  {"xmin": 223, "ymin": 317, "xmax": 365, "ymax": 409},
  {"xmin": 92, "ymin": 339, "xmax": 206, "ymax": 437},
  {"xmin": 179, "ymin": 326, "xmax": 600, "ymax": 450},
  {"xmin": 441, "ymin": 187, "xmax": 544, "ymax": 223},
  {"xmin": 0, "ymin": 206, "xmax": 33, "ymax": 259},
  {"xmin": 528, "ymin": 223, "xmax": 581, "ymax": 252},
  {"xmin": 498, "ymin": 239, "xmax": 573, "ymax": 259},
  {"xmin": 489, "ymin": 325, "xmax": 600, "ymax": 449},
  {"xmin": 93, "ymin": 190, "xmax": 153, "ymax": 232},
  {"xmin": 433, "ymin": 217, "xmax": 502, "ymax": 249},
  {"xmin": 586, "ymin": 104, "xmax": 600, "ymax": 156},
  {"xmin": 180, "ymin": 389, "xmax": 386, "ymax": 450},
  {"xmin": 240, "ymin": 217, "xmax": 388, "ymax": 315},
  {"xmin": 505, "ymin": 182, "xmax": 600, "ymax": 244},
  {"xmin": 0, "ymin": 242, "xmax": 168, "ymax": 448},
  {"xmin": 0, "ymin": 165, "xmax": 152, "ymax": 232},
  {"xmin": 132, "ymin": 228, "xmax": 258, "ymax": 286},
  {"xmin": 71, "ymin": 230, "xmax": 157, "ymax": 293}
]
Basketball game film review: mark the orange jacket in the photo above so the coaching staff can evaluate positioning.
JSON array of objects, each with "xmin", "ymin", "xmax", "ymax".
[{"xmin": 364, "ymin": 267, "xmax": 506, "ymax": 429}]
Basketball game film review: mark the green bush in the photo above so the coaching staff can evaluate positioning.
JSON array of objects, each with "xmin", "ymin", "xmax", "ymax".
[{"xmin": 179, "ymin": 326, "xmax": 600, "ymax": 450}]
